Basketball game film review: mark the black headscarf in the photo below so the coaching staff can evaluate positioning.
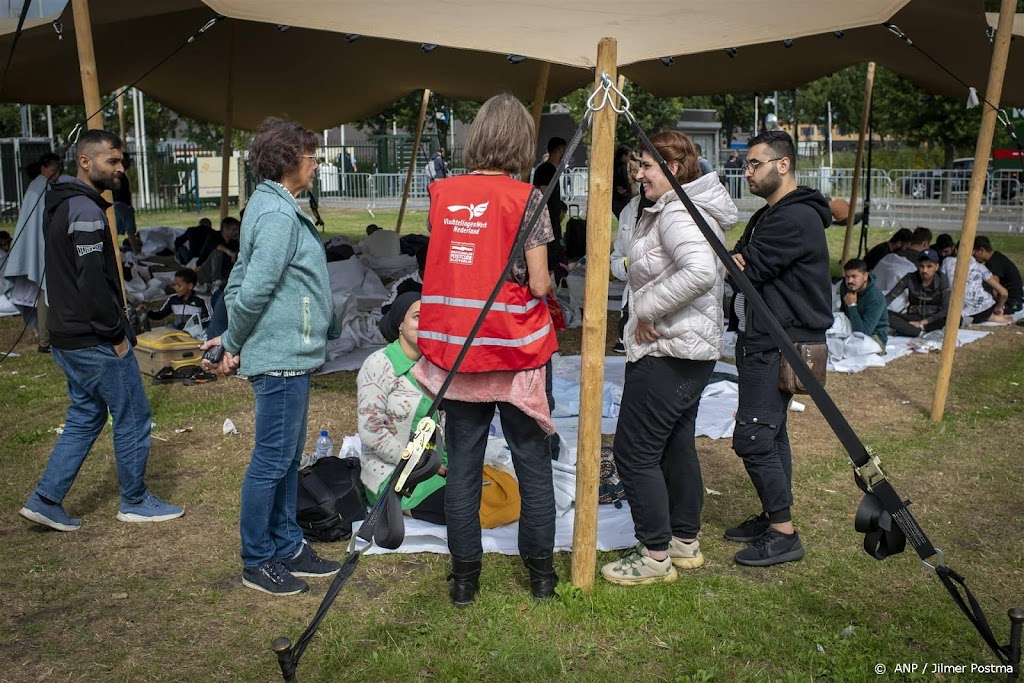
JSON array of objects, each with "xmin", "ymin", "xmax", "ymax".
[{"xmin": 379, "ymin": 291, "xmax": 421, "ymax": 343}]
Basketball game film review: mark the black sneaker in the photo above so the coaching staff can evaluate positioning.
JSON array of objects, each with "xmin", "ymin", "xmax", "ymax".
[
  {"xmin": 37, "ymin": 344, "xmax": 51, "ymax": 354},
  {"xmin": 724, "ymin": 512, "xmax": 770, "ymax": 543},
  {"xmin": 612, "ymin": 340, "xmax": 626, "ymax": 354},
  {"xmin": 284, "ymin": 542, "xmax": 342, "ymax": 578},
  {"xmin": 734, "ymin": 528, "xmax": 805, "ymax": 567},
  {"xmin": 242, "ymin": 560, "xmax": 309, "ymax": 595}
]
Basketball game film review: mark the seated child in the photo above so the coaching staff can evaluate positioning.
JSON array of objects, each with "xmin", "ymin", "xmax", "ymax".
[
  {"xmin": 357, "ymin": 292, "xmax": 446, "ymax": 525},
  {"xmin": 146, "ymin": 269, "xmax": 211, "ymax": 332}
]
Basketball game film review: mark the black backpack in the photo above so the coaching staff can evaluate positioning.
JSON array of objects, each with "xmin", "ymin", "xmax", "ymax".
[{"xmin": 296, "ymin": 457, "xmax": 367, "ymax": 542}]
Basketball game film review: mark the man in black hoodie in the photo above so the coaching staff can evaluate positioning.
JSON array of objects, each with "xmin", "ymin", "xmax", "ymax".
[
  {"xmin": 726, "ymin": 130, "xmax": 832, "ymax": 567},
  {"xmin": 18, "ymin": 129, "xmax": 183, "ymax": 533}
]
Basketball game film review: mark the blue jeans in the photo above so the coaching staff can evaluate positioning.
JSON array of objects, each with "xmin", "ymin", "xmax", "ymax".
[
  {"xmin": 443, "ymin": 399, "xmax": 555, "ymax": 561},
  {"xmin": 35, "ymin": 343, "xmax": 151, "ymax": 504},
  {"xmin": 240, "ymin": 373, "xmax": 311, "ymax": 569}
]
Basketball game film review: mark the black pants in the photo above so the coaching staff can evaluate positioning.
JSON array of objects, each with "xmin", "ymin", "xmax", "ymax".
[
  {"xmin": 617, "ymin": 301, "xmax": 630, "ymax": 342},
  {"xmin": 733, "ymin": 335, "xmax": 794, "ymax": 525},
  {"xmin": 410, "ymin": 486, "xmax": 446, "ymax": 526},
  {"xmin": 443, "ymin": 399, "xmax": 555, "ymax": 561},
  {"xmin": 888, "ymin": 311, "xmax": 945, "ymax": 337},
  {"xmin": 613, "ymin": 355, "xmax": 715, "ymax": 551}
]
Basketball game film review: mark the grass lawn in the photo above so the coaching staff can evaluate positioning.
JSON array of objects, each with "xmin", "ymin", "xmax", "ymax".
[{"xmin": 2, "ymin": 209, "xmax": 1023, "ymax": 682}]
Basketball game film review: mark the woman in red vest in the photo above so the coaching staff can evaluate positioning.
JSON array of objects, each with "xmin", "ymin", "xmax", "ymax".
[{"xmin": 414, "ymin": 93, "xmax": 559, "ymax": 607}]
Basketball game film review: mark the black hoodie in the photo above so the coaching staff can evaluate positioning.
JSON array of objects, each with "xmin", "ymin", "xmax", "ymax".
[
  {"xmin": 733, "ymin": 186, "xmax": 833, "ymax": 353},
  {"xmin": 44, "ymin": 175, "xmax": 126, "ymax": 349}
]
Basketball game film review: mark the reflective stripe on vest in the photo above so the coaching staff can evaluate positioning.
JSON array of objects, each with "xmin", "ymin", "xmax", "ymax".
[
  {"xmin": 418, "ymin": 323, "xmax": 552, "ymax": 348},
  {"xmin": 420, "ymin": 295, "xmax": 543, "ymax": 315}
]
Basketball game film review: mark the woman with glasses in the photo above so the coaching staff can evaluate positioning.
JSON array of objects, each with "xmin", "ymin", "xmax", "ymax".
[
  {"xmin": 202, "ymin": 118, "xmax": 341, "ymax": 597},
  {"xmin": 601, "ymin": 131, "xmax": 738, "ymax": 586}
]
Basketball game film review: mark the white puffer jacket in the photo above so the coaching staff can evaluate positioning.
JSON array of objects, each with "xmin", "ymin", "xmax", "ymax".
[{"xmin": 625, "ymin": 171, "xmax": 738, "ymax": 363}]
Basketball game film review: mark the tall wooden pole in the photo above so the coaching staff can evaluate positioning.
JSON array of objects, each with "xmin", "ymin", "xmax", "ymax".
[
  {"xmin": 71, "ymin": 0, "xmax": 120, "ymax": 249},
  {"xmin": 531, "ymin": 62, "xmax": 551, "ymax": 135},
  {"xmin": 117, "ymin": 86, "xmax": 127, "ymax": 141},
  {"xmin": 219, "ymin": 21, "xmax": 236, "ymax": 221},
  {"xmin": 396, "ymin": 88, "xmax": 430, "ymax": 234},
  {"xmin": 840, "ymin": 62, "xmax": 875, "ymax": 265},
  {"xmin": 571, "ymin": 37, "xmax": 617, "ymax": 592},
  {"xmin": 931, "ymin": 0, "xmax": 1017, "ymax": 422}
]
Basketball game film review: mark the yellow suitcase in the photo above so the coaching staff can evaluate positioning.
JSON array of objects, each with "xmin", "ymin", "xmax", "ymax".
[{"xmin": 133, "ymin": 329, "xmax": 203, "ymax": 377}]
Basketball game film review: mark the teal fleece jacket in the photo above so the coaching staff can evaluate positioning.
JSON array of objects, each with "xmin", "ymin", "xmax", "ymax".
[
  {"xmin": 221, "ymin": 181, "xmax": 340, "ymax": 375},
  {"xmin": 839, "ymin": 272, "xmax": 888, "ymax": 345}
]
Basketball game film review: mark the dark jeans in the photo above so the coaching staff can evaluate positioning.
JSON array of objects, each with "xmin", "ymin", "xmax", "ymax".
[
  {"xmin": 613, "ymin": 355, "xmax": 715, "ymax": 551},
  {"xmin": 443, "ymin": 399, "xmax": 554, "ymax": 561},
  {"xmin": 240, "ymin": 373, "xmax": 310, "ymax": 569},
  {"xmin": 888, "ymin": 311, "xmax": 945, "ymax": 337},
  {"xmin": 733, "ymin": 335, "xmax": 794, "ymax": 525},
  {"xmin": 207, "ymin": 290, "xmax": 228, "ymax": 339}
]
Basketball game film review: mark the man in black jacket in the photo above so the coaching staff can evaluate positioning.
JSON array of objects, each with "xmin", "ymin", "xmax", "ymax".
[
  {"xmin": 726, "ymin": 131, "xmax": 832, "ymax": 567},
  {"xmin": 18, "ymin": 129, "xmax": 183, "ymax": 532}
]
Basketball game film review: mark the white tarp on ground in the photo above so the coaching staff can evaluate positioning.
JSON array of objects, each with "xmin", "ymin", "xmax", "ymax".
[
  {"xmin": 138, "ymin": 227, "xmax": 186, "ymax": 257},
  {"xmin": 0, "ymin": 292, "xmax": 18, "ymax": 316}
]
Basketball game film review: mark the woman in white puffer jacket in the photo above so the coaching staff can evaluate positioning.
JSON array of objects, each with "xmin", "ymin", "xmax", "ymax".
[{"xmin": 601, "ymin": 131, "xmax": 738, "ymax": 587}]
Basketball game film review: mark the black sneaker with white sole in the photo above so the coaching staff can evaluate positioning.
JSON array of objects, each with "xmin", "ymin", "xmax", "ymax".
[
  {"xmin": 284, "ymin": 542, "xmax": 342, "ymax": 578},
  {"xmin": 734, "ymin": 528, "xmax": 805, "ymax": 567},
  {"xmin": 612, "ymin": 340, "xmax": 626, "ymax": 354},
  {"xmin": 242, "ymin": 560, "xmax": 309, "ymax": 595},
  {"xmin": 724, "ymin": 512, "xmax": 770, "ymax": 543}
]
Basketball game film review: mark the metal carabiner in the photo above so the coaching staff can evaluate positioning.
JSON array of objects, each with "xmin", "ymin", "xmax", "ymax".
[{"xmin": 919, "ymin": 547, "xmax": 946, "ymax": 574}]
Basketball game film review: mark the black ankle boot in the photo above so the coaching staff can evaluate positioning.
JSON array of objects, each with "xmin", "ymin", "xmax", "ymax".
[
  {"xmin": 447, "ymin": 559, "xmax": 481, "ymax": 607},
  {"xmin": 523, "ymin": 555, "xmax": 558, "ymax": 600}
]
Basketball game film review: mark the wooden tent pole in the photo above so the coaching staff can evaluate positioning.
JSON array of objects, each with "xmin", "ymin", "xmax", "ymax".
[
  {"xmin": 71, "ymin": 0, "xmax": 120, "ymax": 253},
  {"xmin": 531, "ymin": 62, "xmax": 551, "ymax": 134},
  {"xmin": 571, "ymin": 37, "xmax": 617, "ymax": 592},
  {"xmin": 396, "ymin": 88, "xmax": 431, "ymax": 234},
  {"xmin": 931, "ymin": 0, "xmax": 1017, "ymax": 421},
  {"xmin": 117, "ymin": 86, "xmax": 127, "ymax": 141},
  {"xmin": 840, "ymin": 61, "xmax": 875, "ymax": 265},
  {"xmin": 219, "ymin": 21, "xmax": 235, "ymax": 221}
]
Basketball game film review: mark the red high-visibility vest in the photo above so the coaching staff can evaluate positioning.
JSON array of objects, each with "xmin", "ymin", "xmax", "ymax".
[{"xmin": 418, "ymin": 174, "xmax": 557, "ymax": 373}]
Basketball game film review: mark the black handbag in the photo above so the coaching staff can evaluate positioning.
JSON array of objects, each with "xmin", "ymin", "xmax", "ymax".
[{"xmin": 296, "ymin": 457, "xmax": 367, "ymax": 542}]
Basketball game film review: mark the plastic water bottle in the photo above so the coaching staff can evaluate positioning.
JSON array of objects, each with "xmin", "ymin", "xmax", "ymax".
[{"xmin": 315, "ymin": 430, "xmax": 334, "ymax": 461}]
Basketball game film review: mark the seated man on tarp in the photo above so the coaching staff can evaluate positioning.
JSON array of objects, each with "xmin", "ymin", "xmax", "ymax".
[{"xmin": 885, "ymin": 248, "xmax": 949, "ymax": 337}]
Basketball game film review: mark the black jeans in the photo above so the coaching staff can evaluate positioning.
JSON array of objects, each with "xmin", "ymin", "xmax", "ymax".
[
  {"xmin": 443, "ymin": 399, "xmax": 555, "ymax": 561},
  {"xmin": 733, "ymin": 335, "xmax": 794, "ymax": 524},
  {"xmin": 613, "ymin": 355, "xmax": 715, "ymax": 551},
  {"xmin": 410, "ymin": 486, "xmax": 446, "ymax": 526},
  {"xmin": 888, "ymin": 311, "xmax": 945, "ymax": 336}
]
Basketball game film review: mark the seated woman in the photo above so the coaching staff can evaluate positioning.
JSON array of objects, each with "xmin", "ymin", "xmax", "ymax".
[{"xmin": 357, "ymin": 292, "xmax": 446, "ymax": 524}]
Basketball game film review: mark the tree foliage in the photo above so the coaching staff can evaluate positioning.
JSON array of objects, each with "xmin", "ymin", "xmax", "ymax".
[{"xmin": 352, "ymin": 91, "xmax": 480, "ymax": 138}]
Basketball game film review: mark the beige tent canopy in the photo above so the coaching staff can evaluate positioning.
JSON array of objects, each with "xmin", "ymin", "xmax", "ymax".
[
  {"xmin": 0, "ymin": 0, "xmax": 590, "ymax": 130},
  {"xmin": 622, "ymin": 0, "xmax": 1024, "ymax": 107},
  {"xmin": 203, "ymin": 0, "xmax": 910, "ymax": 68}
]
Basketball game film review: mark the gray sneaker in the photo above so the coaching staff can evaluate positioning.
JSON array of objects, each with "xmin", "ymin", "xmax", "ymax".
[
  {"xmin": 668, "ymin": 537, "xmax": 705, "ymax": 570},
  {"xmin": 601, "ymin": 545, "xmax": 678, "ymax": 586},
  {"xmin": 242, "ymin": 560, "xmax": 309, "ymax": 596}
]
